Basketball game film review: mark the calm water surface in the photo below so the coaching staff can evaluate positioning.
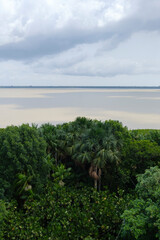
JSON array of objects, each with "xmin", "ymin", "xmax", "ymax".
[{"xmin": 0, "ymin": 88, "xmax": 160, "ymax": 129}]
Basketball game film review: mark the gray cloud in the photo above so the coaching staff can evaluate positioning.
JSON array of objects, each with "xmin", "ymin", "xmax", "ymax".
[
  {"xmin": 0, "ymin": 0, "xmax": 160, "ymax": 61},
  {"xmin": 0, "ymin": 28, "xmax": 106, "ymax": 60},
  {"xmin": 0, "ymin": 0, "xmax": 160, "ymax": 85},
  {"xmin": 59, "ymin": 58, "xmax": 160, "ymax": 77}
]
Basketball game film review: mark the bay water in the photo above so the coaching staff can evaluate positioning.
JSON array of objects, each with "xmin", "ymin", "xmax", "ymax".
[{"xmin": 0, "ymin": 87, "xmax": 160, "ymax": 129}]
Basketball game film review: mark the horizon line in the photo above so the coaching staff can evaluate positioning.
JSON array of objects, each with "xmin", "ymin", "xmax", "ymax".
[{"xmin": 0, "ymin": 85, "xmax": 160, "ymax": 89}]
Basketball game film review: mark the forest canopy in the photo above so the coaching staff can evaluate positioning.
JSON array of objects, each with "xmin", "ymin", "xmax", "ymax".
[{"xmin": 0, "ymin": 117, "xmax": 160, "ymax": 239}]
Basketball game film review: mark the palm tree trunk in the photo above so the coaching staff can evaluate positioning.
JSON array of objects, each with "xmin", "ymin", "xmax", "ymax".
[
  {"xmin": 94, "ymin": 166, "xmax": 98, "ymax": 190},
  {"xmin": 98, "ymin": 168, "xmax": 102, "ymax": 191}
]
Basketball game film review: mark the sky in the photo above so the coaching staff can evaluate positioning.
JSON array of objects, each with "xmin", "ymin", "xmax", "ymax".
[{"xmin": 0, "ymin": 0, "xmax": 160, "ymax": 86}]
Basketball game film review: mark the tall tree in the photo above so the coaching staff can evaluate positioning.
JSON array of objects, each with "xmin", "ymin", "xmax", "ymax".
[
  {"xmin": 0, "ymin": 124, "xmax": 49, "ymax": 200},
  {"xmin": 72, "ymin": 119, "xmax": 122, "ymax": 190}
]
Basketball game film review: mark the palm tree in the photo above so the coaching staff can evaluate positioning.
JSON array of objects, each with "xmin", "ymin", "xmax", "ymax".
[
  {"xmin": 44, "ymin": 118, "xmax": 122, "ymax": 191},
  {"xmin": 14, "ymin": 173, "xmax": 33, "ymax": 200},
  {"xmin": 86, "ymin": 124, "xmax": 121, "ymax": 190},
  {"xmin": 97, "ymin": 129, "xmax": 121, "ymax": 189}
]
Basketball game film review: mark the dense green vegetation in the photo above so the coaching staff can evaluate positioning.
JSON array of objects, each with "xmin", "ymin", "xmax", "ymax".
[{"xmin": 0, "ymin": 118, "xmax": 160, "ymax": 239}]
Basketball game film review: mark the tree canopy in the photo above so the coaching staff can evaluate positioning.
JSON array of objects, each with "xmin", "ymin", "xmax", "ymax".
[
  {"xmin": 0, "ymin": 124, "xmax": 49, "ymax": 200},
  {"xmin": 121, "ymin": 166, "xmax": 160, "ymax": 240},
  {"xmin": 0, "ymin": 118, "xmax": 160, "ymax": 239}
]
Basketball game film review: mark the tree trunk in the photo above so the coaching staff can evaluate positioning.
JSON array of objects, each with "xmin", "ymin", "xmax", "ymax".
[
  {"xmin": 94, "ymin": 166, "xmax": 98, "ymax": 190},
  {"xmin": 98, "ymin": 168, "xmax": 102, "ymax": 191}
]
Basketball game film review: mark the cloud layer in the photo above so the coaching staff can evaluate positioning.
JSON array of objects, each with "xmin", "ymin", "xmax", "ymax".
[{"xmin": 0, "ymin": 0, "xmax": 160, "ymax": 85}]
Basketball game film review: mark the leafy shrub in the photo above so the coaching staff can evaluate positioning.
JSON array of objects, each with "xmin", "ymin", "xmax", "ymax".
[
  {"xmin": 121, "ymin": 166, "xmax": 160, "ymax": 240},
  {"xmin": 2, "ymin": 184, "xmax": 128, "ymax": 240}
]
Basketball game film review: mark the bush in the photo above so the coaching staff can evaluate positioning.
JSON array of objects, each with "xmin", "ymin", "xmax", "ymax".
[
  {"xmin": 2, "ymin": 184, "xmax": 128, "ymax": 240},
  {"xmin": 121, "ymin": 166, "xmax": 160, "ymax": 240}
]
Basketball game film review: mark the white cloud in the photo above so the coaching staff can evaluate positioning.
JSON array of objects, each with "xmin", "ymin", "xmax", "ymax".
[
  {"xmin": 0, "ymin": 0, "xmax": 160, "ymax": 85},
  {"xmin": 0, "ymin": 0, "xmax": 150, "ymax": 46}
]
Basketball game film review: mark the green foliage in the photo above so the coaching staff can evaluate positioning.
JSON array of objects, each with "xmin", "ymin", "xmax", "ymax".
[
  {"xmin": 0, "ymin": 124, "xmax": 49, "ymax": 200},
  {"xmin": 52, "ymin": 164, "xmax": 71, "ymax": 181},
  {"xmin": 39, "ymin": 123, "xmax": 68, "ymax": 164},
  {"xmin": 136, "ymin": 166, "xmax": 160, "ymax": 200},
  {"xmin": 130, "ymin": 129, "xmax": 160, "ymax": 145},
  {"xmin": 40, "ymin": 118, "xmax": 130, "ymax": 190},
  {"xmin": 0, "ymin": 200, "xmax": 7, "ymax": 239},
  {"xmin": 0, "ymin": 200, "xmax": 6, "ymax": 222},
  {"xmin": 39, "ymin": 117, "xmax": 160, "ymax": 192},
  {"xmin": 1, "ymin": 118, "xmax": 160, "ymax": 239},
  {"xmin": 121, "ymin": 139, "xmax": 160, "ymax": 188},
  {"xmin": 121, "ymin": 166, "xmax": 160, "ymax": 240},
  {"xmin": 13, "ymin": 173, "xmax": 33, "ymax": 202},
  {"xmin": 2, "ymin": 184, "xmax": 127, "ymax": 240}
]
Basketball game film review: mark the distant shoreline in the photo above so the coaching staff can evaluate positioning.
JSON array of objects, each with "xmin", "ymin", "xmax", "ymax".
[{"xmin": 0, "ymin": 86, "xmax": 160, "ymax": 89}]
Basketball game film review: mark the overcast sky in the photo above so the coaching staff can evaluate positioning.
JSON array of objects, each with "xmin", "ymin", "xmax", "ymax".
[{"xmin": 0, "ymin": 0, "xmax": 160, "ymax": 86}]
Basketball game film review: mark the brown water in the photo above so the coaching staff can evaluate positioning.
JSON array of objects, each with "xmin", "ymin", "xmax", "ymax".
[{"xmin": 0, "ymin": 88, "xmax": 160, "ymax": 129}]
